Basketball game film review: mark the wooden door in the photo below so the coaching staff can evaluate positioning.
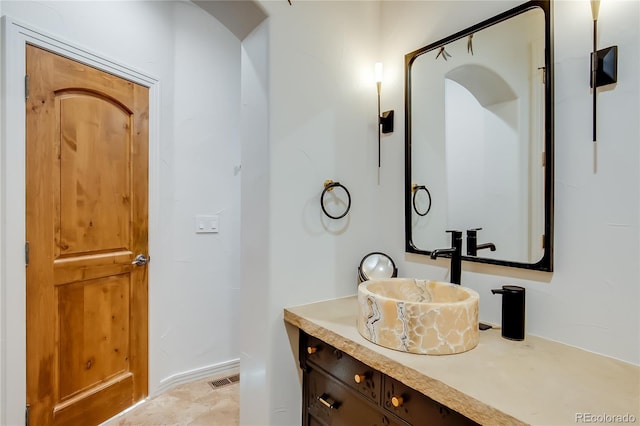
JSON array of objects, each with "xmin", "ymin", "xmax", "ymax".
[{"xmin": 26, "ymin": 45, "xmax": 149, "ymax": 426}]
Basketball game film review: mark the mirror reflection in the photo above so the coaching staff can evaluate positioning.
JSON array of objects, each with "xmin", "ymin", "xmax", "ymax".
[{"xmin": 405, "ymin": 1, "xmax": 553, "ymax": 271}]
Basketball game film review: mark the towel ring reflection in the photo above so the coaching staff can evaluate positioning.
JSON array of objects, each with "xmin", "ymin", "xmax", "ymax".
[
  {"xmin": 412, "ymin": 184, "xmax": 432, "ymax": 217},
  {"xmin": 321, "ymin": 180, "xmax": 351, "ymax": 220}
]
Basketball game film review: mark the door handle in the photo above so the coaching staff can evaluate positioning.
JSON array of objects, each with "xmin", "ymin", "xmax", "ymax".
[
  {"xmin": 131, "ymin": 254, "xmax": 149, "ymax": 266},
  {"xmin": 317, "ymin": 394, "xmax": 338, "ymax": 410}
]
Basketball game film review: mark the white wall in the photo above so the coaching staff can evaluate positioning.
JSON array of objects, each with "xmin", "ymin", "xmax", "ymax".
[
  {"xmin": 244, "ymin": 0, "xmax": 638, "ymax": 424},
  {"xmin": 239, "ymin": 18, "xmax": 270, "ymax": 426},
  {"xmin": 0, "ymin": 2, "xmax": 242, "ymax": 424},
  {"xmin": 239, "ymin": 1, "xmax": 382, "ymax": 424}
]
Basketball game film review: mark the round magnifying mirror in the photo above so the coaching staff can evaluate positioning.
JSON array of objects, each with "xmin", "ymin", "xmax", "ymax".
[{"xmin": 358, "ymin": 252, "xmax": 398, "ymax": 283}]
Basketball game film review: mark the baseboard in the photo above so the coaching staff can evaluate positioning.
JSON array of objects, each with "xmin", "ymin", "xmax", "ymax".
[{"xmin": 153, "ymin": 358, "xmax": 240, "ymax": 397}]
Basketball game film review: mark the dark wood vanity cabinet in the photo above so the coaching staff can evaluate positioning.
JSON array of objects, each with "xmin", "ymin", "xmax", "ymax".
[{"xmin": 299, "ymin": 331, "xmax": 478, "ymax": 426}]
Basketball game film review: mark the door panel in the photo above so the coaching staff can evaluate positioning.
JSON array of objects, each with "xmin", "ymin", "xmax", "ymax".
[
  {"xmin": 26, "ymin": 44, "xmax": 149, "ymax": 426},
  {"xmin": 58, "ymin": 92, "xmax": 132, "ymax": 255},
  {"xmin": 57, "ymin": 275, "xmax": 131, "ymax": 400}
]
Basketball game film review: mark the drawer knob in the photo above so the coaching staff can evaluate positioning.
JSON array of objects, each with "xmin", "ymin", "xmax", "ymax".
[
  {"xmin": 391, "ymin": 395, "xmax": 404, "ymax": 408},
  {"xmin": 307, "ymin": 346, "xmax": 318, "ymax": 354},
  {"xmin": 354, "ymin": 373, "xmax": 367, "ymax": 384}
]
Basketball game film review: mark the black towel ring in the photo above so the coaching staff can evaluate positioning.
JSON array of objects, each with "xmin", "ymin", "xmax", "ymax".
[
  {"xmin": 412, "ymin": 184, "xmax": 432, "ymax": 217},
  {"xmin": 321, "ymin": 180, "xmax": 351, "ymax": 220}
]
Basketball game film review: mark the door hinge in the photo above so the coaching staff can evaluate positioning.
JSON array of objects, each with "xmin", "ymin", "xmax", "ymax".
[
  {"xmin": 541, "ymin": 234, "xmax": 545, "ymax": 249},
  {"xmin": 25, "ymin": 404, "xmax": 30, "ymax": 426},
  {"xmin": 25, "ymin": 75, "xmax": 30, "ymax": 100},
  {"xmin": 542, "ymin": 152, "xmax": 546, "ymax": 167},
  {"xmin": 25, "ymin": 241, "xmax": 30, "ymax": 266}
]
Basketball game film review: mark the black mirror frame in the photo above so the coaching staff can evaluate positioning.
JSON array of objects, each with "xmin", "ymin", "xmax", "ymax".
[{"xmin": 404, "ymin": 0, "xmax": 554, "ymax": 272}]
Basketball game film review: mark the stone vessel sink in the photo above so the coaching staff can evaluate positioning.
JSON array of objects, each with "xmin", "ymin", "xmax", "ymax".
[{"xmin": 357, "ymin": 278, "xmax": 479, "ymax": 355}]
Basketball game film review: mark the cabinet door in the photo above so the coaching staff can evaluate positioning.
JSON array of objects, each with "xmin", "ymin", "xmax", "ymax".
[
  {"xmin": 303, "ymin": 334, "xmax": 382, "ymax": 403},
  {"xmin": 307, "ymin": 415, "xmax": 327, "ymax": 426},
  {"xmin": 306, "ymin": 367, "xmax": 409, "ymax": 426},
  {"xmin": 383, "ymin": 377, "xmax": 478, "ymax": 426}
]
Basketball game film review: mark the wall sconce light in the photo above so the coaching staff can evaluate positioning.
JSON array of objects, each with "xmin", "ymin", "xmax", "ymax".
[
  {"xmin": 375, "ymin": 62, "xmax": 394, "ymax": 178},
  {"xmin": 590, "ymin": 0, "xmax": 618, "ymax": 142}
]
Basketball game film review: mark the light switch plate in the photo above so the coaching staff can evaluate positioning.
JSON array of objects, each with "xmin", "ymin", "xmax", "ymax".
[{"xmin": 195, "ymin": 214, "xmax": 219, "ymax": 233}]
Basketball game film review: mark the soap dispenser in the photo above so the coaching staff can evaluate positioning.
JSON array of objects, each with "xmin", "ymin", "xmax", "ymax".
[{"xmin": 491, "ymin": 285, "xmax": 525, "ymax": 341}]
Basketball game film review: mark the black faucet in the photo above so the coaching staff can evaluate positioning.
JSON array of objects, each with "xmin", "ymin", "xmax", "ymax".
[
  {"xmin": 466, "ymin": 228, "xmax": 496, "ymax": 256},
  {"xmin": 430, "ymin": 230, "xmax": 462, "ymax": 285}
]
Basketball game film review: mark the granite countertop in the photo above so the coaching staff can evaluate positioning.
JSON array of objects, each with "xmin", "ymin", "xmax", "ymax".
[{"xmin": 284, "ymin": 296, "xmax": 640, "ymax": 426}]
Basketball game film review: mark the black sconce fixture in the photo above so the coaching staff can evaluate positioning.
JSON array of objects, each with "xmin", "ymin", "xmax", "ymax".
[
  {"xmin": 380, "ymin": 110, "xmax": 394, "ymax": 134},
  {"xmin": 375, "ymin": 63, "xmax": 394, "ymax": 181},
  {"xmin": 590, "ymin": 0, "xmax": 618, "ymax": 143}
]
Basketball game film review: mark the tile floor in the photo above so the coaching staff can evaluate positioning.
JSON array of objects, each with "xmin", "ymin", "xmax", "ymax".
[{"xmin": 102, "ymin": 375, "xmax": 239, "ymax": 426}]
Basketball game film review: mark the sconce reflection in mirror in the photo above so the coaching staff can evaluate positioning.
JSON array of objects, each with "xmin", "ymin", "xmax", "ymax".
[
  {"xmin": 358, "ymin": 252, "xmax": 398, "ymax": 283},
  {"xmin": 375, "ymin": 62, "xmax": 394, "ymax": 183},
  {"xmin": 590, "ymin": 0, "xmax": 618, "ymax": 143},
  {"xmin": 411, "ymin": 184, "xmax": 432, "ymax": 217},
  {"xmin": 321, "ymin": 180, "xmax": 351, "ymax": 220},
  {"xmin": 435, "ymin": 46, "xmax": 452, "ymax": 61}
]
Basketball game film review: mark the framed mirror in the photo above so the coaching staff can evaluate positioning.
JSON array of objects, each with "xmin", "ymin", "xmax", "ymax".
[{"xmin": 404, "ymin": 0, "xmax": 553, "ymax": 271}]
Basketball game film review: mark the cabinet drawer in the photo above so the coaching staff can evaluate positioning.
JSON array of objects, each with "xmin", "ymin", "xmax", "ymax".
[
  {"xmin": 306, "ymin": 367, "xmax": 409, "ymax": 426},
  {"xmin": 383, "ymin": 376, "xmax": 478, "ymax": 426},
  {"xmin": 302, "ymin": 333, "xmax": 382, "ymax": 403}
]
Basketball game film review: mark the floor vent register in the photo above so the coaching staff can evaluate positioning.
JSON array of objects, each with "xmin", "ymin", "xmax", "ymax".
[{"xmin": 209, "ymin": 374, "xmax": 240, "ymax": 389}]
